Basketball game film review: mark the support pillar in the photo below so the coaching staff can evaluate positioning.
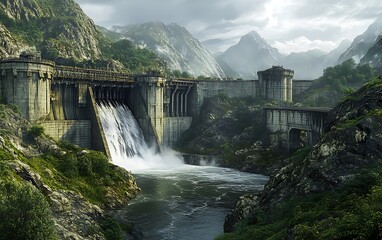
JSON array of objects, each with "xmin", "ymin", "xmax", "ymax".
[
  {"xmin": 171, "ymin": 87, "xmax": 178, "ymax": 117},
  {"xmin": 184, "ymin": 86, "xmax": 191, "ymax": 116},
  {"xmin": 180, "ymin": 91, "xmax": 184, "ymax": 117},
  {"xmin": 175, "ymin": 91, "xmax": 180, "ymax": 117}
]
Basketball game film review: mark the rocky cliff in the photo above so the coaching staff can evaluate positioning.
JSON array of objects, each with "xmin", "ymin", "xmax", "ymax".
[
  {"xmin": 0, "ymin": 104, "xmax": 140, "ymax": 239},
  {"xmin": 0, "ymin": 0, "xmax": 102, "ymax": 61},
  {"xmin": 220, "ymin": 77, "xmax": 382, "ymax": 239},
  {"xmin": 338, "ymin": 17, "xmax": 382, "ymax": 64},
  {"xmin": 111, "ymin": 22, "xmax": 226, "ymax": 78},
  {"xmin": 361, "ymin": 36, "xmax": 382, "ymax": 74}
]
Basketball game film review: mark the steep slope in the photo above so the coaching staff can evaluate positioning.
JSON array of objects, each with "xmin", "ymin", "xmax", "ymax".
[
  {"xmin": 0, "ymin": 23, "xmax": 27, "ymax": 57},
  {"xmin": 323, "ymin": 39, "xmax": 352, "ymax": 67},
  {"xmin": 220, "ymin": 78, "xmax": 382, "ymax": 239},
  {"xmin": 361, "ymin": 36, "xmax": 382, "ymax": 73},
  {"xmin": 218, "ymin": 31, "xmax": 282, "ymax": 79},
  {"xmin": 0, "ymin": 0, "xmax": 102, "ymax": 62},
  {"xmin": 338, "ymin": 17, "xmax": 382, "ymax": 63},
  {"xmin": 0, "ymin": 104, "xmax": 140, "ymax": 239},
  {"xmin": 111, "ymin": 22, "xmax": 226, "ymax": 78}
]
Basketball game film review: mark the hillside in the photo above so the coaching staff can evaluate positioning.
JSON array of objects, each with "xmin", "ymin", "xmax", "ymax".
[
  {"xmin": 361, "ymin": 36, "xmax": 382, "ymax": 74},
  {"xmin": 296, "ymin": 59, "xmax": 375, "ymax": 107},
  {"xmin": 111, "ymin": 22, "xmax": 226, "ymax": 78},
  {"xmin": 219, "ymin": 77, "xmax": 382, "ymax": 239},
  {"xmin": 0, "ymin": 0, "xmax": 163, "ymax": 72},
  {"xmin": 0, "ymin": 104, "xmax": 140, "ymax": 239},
  {"xmin": 338, "ymin": 17, "xmax": 382, "ymax": 63},
  {"xmin": 0, "ymin": 0, "xmax": 102, "ymax": 61}
]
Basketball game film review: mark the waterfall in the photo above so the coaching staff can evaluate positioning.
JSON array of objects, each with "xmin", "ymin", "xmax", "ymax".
[{"xmin": 97, "ymin": 101, "xmax": 183, "ymax": 172}]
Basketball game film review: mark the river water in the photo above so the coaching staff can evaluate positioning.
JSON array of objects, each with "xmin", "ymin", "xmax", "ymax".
[{"xmin": 97, "ymin": 102, "xmax": 269, "ymax": 240}]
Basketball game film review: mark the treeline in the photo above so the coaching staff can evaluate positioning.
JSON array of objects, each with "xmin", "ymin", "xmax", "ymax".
[{"xmin": 298, "ymin": 59, "xmax": 375, "ymax": 107}]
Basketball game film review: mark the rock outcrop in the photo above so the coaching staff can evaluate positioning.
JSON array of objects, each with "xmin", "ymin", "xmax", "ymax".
[
  {"xmin": 224, "ymin": 78, "xmax": 382, "ymax": 234},
  {"xmin": 0, "ymin": 105, "xmax": 140, "ymax": 239},
  {"xmin": 0, "ymin": 0, "xmax": 102, "ymax": 61}
]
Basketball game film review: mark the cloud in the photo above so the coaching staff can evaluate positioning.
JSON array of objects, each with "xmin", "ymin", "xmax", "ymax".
[
  {"xmin": 74, "ymin": 0, "xmax": 382, "ymax": 54},
  {"xmin": 273, "ymin": 36, "xmax": 337, "ymax": 55}
]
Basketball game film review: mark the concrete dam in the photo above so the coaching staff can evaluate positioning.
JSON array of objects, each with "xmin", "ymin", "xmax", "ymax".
[{"xmin": 0, "ymin": 52, "xmax": 328, "ymax": 157}]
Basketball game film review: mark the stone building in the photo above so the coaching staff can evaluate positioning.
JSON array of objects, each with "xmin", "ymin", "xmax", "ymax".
[{"xmin": 258, "ymin": 66, "xmax": 294, "ymax": 102}]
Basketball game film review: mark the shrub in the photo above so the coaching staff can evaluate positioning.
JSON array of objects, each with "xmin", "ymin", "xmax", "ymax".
[
  {"xmin": 0, "ymin": 182, "xmax": 57, "ymax": 239},
  {"xmin": 28, "ymin": 125, "xmax": 45, "ymax": 138},
  {"xmin": 60, "ymin": 154, "xmax": 79, "ymax": 177},
  {"xmin": 101, "ymin": 216, "xmax": 124, "ymax": 240}
]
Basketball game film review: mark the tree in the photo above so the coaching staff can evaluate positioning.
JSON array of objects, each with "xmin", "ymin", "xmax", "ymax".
[{"xmin": 0, "ymin": 182, "xmax": 57, "ymax": 240}]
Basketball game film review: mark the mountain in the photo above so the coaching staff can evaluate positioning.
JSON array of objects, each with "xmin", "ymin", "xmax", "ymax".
[
  {"xmin": 111, "ymin": 22, "xmax": 226, "ymax": 78},
  {"xmin": 323, "ymin": 39, "xmax": 352, "ymax": 66},
  {"xmin": 280, "ymin": 40, "xmax": 351, "ymax": 79},
  {"xmin": 338, "ymin": 17, "xmax": 382, "ymax": 63},
  {"xmin": 0, "ymin": 0, "xmax": 102, "ymax": 61},
  {"xmin": 216, "ymin": 31, "xmax": 350, "ymax": 80},
  {"xmin": 360, "ymin": 35, "xmax": 382, "ymax": 73},
  {"xmin": 0, "ymin": 0, "xmax": 164, "ymax": 72},
  {"xmin": 280, "ymin": 49, "xmax": 326, "ymax": 79},
  {"xmin": 217, "ymin": 31, "xmax": 282, "ymax": 79}
]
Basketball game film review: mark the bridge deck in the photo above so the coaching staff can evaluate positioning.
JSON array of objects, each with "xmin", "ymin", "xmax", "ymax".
[{"xmin": 53, "ymin": 65, "xmax": 135, "ymax": 84}]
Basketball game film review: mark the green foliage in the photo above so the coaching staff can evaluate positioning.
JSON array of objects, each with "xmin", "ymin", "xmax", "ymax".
[
  {"xmin": 169, "ymin": 70, "xmax": 193, "ymax": 78},
  {"xmin": 101, "ymin": 39, "xmax": 164, "ymax": 73},
  {"xmin": 60, "ymin": 154, "xmax": 79, "ymax": 177},
  {"xmin": 0, "ymin": 182, "xmax": 57, "ymax": 240},
  {"xmin": 216, "ymin": 163, "xmax": 382, "ymax": 240},
  {"xmin": 101, "ymin": 216, "xmax": 124, "ymax": 240},
  {"xmin": 25, "ymin": 147, "xmax": 136, "ymax": 206},
  {"xmin": 28, "ymin": 125, "xmax": 45, "ymax": 138},
  {"xmin": 300, "ymin": 59, "xmax": 375, "ymax": 107}
]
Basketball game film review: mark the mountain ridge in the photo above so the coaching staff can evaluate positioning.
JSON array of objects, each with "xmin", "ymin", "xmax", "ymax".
[
  {"xmin": 338, "ymin": 17, "xmax": 382, "ymax": 64},
  {"xmin": 111, "ymin": 21, "xmax": 226, "ymax": 78},
  {"xmin": 217, "ymin": 31, "xmax": 281, "ymax": 79}
]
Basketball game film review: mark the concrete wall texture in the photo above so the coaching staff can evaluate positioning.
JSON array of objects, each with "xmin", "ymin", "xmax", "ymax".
[
  {"xmin": 195, "ymin": 80, "xmax": 258, "ymax": 109},
  {"xmin": 42, "ymin": 120, "xmax": 91, "ymax": 149},
  {"xmin": 0, "ymin": 56, "xmax": 318, "ymax": 155},
  {"xmin": 264, "ymin": 107, "xmax": 329, "ymax": 150},
  {"xmin": 163, "ymin": 117, "xmax": 192, "ymax": 146},
  {"xmin": 293, "ymin": 80, "xmax": 314, "ymax": 97},
  {"xmin": 0, "ymin": 60, "xmax": 54, "ymax": 121}
]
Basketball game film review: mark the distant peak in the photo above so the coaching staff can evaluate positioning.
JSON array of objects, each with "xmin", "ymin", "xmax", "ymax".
[
  {"xmin": 242, "ymin": 31, "xmax": 262, "ymax": 40},
  {"xmin": 238, "ymin": 30, "xmax": 270, "ymax": 47}
]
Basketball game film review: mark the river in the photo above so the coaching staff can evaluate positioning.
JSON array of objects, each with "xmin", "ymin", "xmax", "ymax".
[
  {"xmin": 124, "ymin": 165, "xmax": 268, "ymax": 240},
  {"xmin": 97, "ymin": 101, "xmax": 268, "ymax": 239}
]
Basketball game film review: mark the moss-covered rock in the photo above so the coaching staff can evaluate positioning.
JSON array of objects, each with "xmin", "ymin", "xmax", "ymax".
[{"xmin": 0, "ymin": 104, "xmax": 140, "ymax": 239}]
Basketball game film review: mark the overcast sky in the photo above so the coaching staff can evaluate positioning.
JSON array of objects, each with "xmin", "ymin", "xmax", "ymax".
[{"xmin": 74, "ymin": 0, "xmax": 382, "ymax": 55}]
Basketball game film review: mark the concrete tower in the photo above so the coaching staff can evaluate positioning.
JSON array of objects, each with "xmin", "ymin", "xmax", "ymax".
[
  {"xmin": 258, "ymin": 66, "xmax": 294, "ymax": 102},
  {"xmin": 0, "ymin": 52, "xmax": 54, "ymax": 121}
]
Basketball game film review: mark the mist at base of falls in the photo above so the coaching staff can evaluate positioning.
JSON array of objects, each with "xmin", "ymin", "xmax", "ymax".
[{"xmin": 97, "ymin": 101, "xmax": 184, "ymax": 173}]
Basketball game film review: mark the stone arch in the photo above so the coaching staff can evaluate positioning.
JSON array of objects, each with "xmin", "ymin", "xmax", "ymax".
[{"xmin": 288, "ymin": 128, "xmax": 312, "ymax": 152}]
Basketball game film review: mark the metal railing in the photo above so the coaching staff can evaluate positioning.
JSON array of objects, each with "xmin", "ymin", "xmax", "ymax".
[{"xmin": 54, "ymin": 65, "xmax": 135, "ymax": 83}]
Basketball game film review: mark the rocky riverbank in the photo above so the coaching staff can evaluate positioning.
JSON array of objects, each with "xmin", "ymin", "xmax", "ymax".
[
  {"xmin": 219, "ymin": 77, "xmax": 382, "ymax": 239},
  {"xmin": 0, "ymin": 104, "xmax": 140, "ymax": 239}
]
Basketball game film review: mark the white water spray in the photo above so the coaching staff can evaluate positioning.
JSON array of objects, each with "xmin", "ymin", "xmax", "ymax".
[{"xmin": 97, "ymin": 101, "xmax": 184, "ymax": 172}]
